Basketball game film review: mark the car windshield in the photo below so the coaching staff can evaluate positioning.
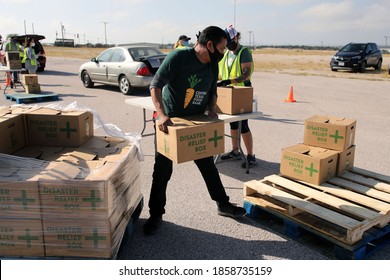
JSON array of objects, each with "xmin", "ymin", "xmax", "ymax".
[
  {"xmin": 128, "ymin": 47, "xmax": 163, "ymax": 60},
  {"xmin": 341, "ymin": 44, "xmax": 366, "ymax": 53}
]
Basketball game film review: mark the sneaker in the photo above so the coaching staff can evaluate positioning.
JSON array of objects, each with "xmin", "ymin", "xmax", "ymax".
[
  {"xmin": 220, "ymin": 150, "xmax": 242, "ymax": 160},
  {"xmin": 241, "ymin": 154, "xmax": 257, "ymax": 169},
  {"xmin": 143, "ymin": 216, "xmax": 162, "ymax": 235},
  {"xmin": 217, "ymin": 202, "xmax": 246, "ymax": 218}
]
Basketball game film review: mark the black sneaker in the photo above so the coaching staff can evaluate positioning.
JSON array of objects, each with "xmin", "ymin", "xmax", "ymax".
[
  {"xmin": 143, "ymin": 216, "xmax": 162, "ymax": 235},
  {"xmin": 241, "ymin": 154, "xmax": 257, "ymax": 169},
  {"xmin": 220, "ymin": 150, "xmax": 242, "ymax": 160},
  {"xmin": 217, "ymin": 202, "xmax": 246, "ymax": 218}
]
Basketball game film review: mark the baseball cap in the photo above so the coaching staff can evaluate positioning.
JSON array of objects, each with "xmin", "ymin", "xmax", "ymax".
[
  {"xmin": 224, "ymin": 25, "xmax": 238, "ymax": 45},
  {"xmin": 179, "ymin": 35, "xmax": 191, "ymax": 41}
]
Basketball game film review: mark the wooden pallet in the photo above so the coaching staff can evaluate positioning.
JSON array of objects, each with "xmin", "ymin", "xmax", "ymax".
[
  {"xmin": 244, "ymin": 168, "xmax": 390, "ymax": 258},
  {"xmin": 5, "ymin": 93, "xmax": 59, "ymax": 104}
]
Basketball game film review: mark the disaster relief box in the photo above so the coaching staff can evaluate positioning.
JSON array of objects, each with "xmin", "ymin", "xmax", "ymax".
[
  {"xmin": 304, "ymin": 115, "xmax": 356, "ymax": 151},
  {"xmin": 280, "ymin": 144, "xmax": 339, "ymax": 185},
  {"xmin": 0, "ymin": 218, "xmax": 44, "ymax": 257},
  {"xmin": 0, "ymin": 113, "xmax": 27, "ymax": 154},
  {"xmin": 216, "ymin": 86, "xmax": 253, "ymax": 115},
  {"xmin": 337, "ymin": 145, "xmax": 356, "ymax": 176},
  {"xmin": 26, "ymin": 108, "xmax": 94, "ymax": 147},
  {"xmin": 5, "ymin": 52, "xmax": 22, "ymax": 70},
  {"xmin": 156, "ymin": 115, "xmax": 225, "ymax": 163}
]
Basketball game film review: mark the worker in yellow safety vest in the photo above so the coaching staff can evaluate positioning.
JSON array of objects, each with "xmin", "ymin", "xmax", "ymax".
[
  {"xmin": 5, "ymin": 35, "xmax": 24, "ymax": 87},
  {"xmin": 217, "ymin": 25, "xmax": 257, "ymax": 169},
  {"xmin": 22, "ymin": 37, "xmax": 38, "ymax": 74}
]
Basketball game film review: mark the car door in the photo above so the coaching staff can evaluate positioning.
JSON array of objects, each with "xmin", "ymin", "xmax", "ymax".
[
  {"xmin": 89, "ymin": 49, "xmax": 113, "ymax": 82},
  {"xmin": 107, "ymin": 48, "xmax": 126, "ymax": 84},
  {"xmin": 365, "ymin": 44, "xmax": 375, "ymax": 66}
]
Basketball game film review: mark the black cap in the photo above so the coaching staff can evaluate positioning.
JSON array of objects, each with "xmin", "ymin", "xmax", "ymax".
[{"xmin": 179, "ymin": 35, "xmax": 191, "ymax": 41}]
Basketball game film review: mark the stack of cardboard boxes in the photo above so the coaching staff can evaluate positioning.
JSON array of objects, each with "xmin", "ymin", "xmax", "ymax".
[
  {"xmin": 0, "ymin": 106, "xmax": 142, "ymax": 259},
  {"xmin": 280, "ymin": 115, "xmax": 356, "ymax": 185},
  {"xmin": 5, "ymin": 52, "xmax": 22, "ymax": 70},
  {"xmin": 21, "ymin": 74, "xmax": 41, "ymax": 94}
]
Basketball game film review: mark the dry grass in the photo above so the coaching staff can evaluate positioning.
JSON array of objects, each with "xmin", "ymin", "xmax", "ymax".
[{"xmin": 44, "ymin": 46, "xmax": 390, "ymax": 80}]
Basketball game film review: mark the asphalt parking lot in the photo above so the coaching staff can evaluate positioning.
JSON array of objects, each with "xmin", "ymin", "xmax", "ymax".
[{"xmin": 1, "ymin": 57, "xmax": 389, "ymax": 260}]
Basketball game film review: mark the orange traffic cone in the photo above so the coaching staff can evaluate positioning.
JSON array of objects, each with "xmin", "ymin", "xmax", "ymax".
[{"xmin": 284, "ymin": 85, "xmax": 296, "ymax": 102}]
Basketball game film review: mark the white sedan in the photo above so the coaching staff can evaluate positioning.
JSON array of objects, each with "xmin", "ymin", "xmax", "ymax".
[{"xmin": 79, "ymin": 46, "xmax": 166, "ymax": 95}]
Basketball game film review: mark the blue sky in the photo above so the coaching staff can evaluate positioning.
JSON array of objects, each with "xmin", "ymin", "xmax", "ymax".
[{"xmin": 1, "ymin": 0, "xmax": 390, "ymax": 46}]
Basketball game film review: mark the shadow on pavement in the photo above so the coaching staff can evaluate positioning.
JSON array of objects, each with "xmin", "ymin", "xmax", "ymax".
[
  {"xmin": 117, "ymin": 219, "xmax": 327, "ymax": 260},
  {"xmin": 40, "ymin": 70, "xmax": 78, "ymax": 76}
]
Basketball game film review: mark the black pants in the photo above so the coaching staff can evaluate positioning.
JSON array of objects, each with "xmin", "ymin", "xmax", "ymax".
[{"xmin": 148, "ymin": 152, "xmax": 230, "ymax": 217}]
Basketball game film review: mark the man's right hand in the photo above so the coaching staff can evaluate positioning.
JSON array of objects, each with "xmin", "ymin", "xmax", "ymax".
[{"xmin": 157, "ymin": 115, "xmax": 173, "ymax": 133}]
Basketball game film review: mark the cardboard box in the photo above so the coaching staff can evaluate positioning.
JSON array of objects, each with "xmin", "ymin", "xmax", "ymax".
[
  {"xmin": 5, "ymin": 52, "xmax": 22, "ymax": 70},
  {"xmin": 304, "ymin": 115, "xmax": 357, "ymax": 151},
  {"xmin": 0, "ymin": 181, "xmax": 41, "ymax": 219},
  {"xmin": 42, "ymin": 219, "xmax": 112, "ymax": 258},
  {"xmin": 280, "ymin": 144, "xmax": 339, "ymax": 185},
  {"xmin": 21, "ymin": 74, "xmax": 39, "ymax": 85},
  {"xmin": 156, "ymin": 115, "xmax": 225, "ymax": 163},
  {"xmin": 24, "ymin": 84, "xmax": 41, "ymax": 94},
  {"xmin": 337, "ymin": 145, "xmax": 356, "ymax": 176},
  {"xmin": 0, "ymin": 218, "xmax": 44, "ymax": 257},
  {"xmin": 0, "ymin": 114, "xmax": 27, "ymax": 154},
  {"xmin": 26, "ymin": 108, "xmax": 94, "ymax": 147},
  {"xmin": 216, "ymin": 86, "xmax": 253, "ymax": 115}
]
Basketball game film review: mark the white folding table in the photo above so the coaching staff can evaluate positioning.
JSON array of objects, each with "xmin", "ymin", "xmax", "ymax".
[{"xmin": 125, "ymin": 96, "xmax": 263, "ymax": 173}]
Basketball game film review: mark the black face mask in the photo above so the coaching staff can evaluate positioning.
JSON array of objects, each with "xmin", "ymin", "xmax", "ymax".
[
  {"xmin": 227, "ymin": 41, "xmax": 238, "ymax": 51},
  {"xmin": 208, "ymin": 43, "xmax": 224, "ymax": 64}
]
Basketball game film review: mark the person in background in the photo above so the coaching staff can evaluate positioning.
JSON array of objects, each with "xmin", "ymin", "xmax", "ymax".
[
  {"xmin": 144, "ymin": 26, "xmax": 246, "ymax": 236},
  {"xmin": 22, "ymin": 37, "xmax": 38, "ymax": 74},
  {"xmin": 173, "ymin": 35, "xmax": 191, "ymax": 49},
  {"xmin": 5, "ymin": 35, "xmax": 24, "ymax": 87},
  {"xmin": 218, "ymin": 25, "xmax": 256, "ymax": 169}
]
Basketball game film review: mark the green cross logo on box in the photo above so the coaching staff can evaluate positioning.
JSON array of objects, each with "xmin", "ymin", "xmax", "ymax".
[{"xmin": 304, "ymin": 115, "xmax": 356, "ymax": 151}]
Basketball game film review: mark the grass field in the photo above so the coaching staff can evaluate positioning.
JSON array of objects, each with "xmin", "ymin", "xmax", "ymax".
[{"xmin": 44, "ymin": 46, "xmax": 390, "ymax": 80}]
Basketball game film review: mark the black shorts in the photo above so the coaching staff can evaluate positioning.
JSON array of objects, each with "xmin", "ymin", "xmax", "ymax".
[{"xmin": 229, "ymin": 120, "xmax": 250, "ymax": 133}]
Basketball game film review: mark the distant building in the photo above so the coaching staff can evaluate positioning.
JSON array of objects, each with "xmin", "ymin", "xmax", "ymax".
[{"xmin": 54, "ymin": 38, "xmax": 74, "ymax": 47}]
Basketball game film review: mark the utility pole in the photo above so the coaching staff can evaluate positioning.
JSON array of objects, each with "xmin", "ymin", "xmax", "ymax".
[
  {"xmin": 234, "ymin": 0, "xmax": 237, "ymax": 27},
  {"xmin": 385, "ymin": 36, "xmax": 389, "ymax": 48},
  {"xmin": 248, "ymin": 31, "xmax": 253, "ymax": 49},
  {"xmin": 60, "ymin": 22, "xmax": 65, "ymax": 46},
  {"xmin": 102, "ymin": 21, "xmax": 109, "ymax": 45},
  {"xmin": 24, "ymin": 20, "xmax": 27, "ymax": 34},
  {"xmin": 32, "ymin": 23, "xmax": 35, "ymax": 34}
]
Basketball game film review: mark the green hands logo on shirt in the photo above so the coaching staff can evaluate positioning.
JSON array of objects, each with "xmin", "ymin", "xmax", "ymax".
[{"xmin": 184, "ymin": 75, "xmax": 202, "ymax": 108}]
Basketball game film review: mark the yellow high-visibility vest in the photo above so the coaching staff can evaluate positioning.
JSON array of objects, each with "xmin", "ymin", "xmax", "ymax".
[
  {"xmin": 218, "ymin": 47, "xmax": 253, "ymax": 86},
  {"xmin": 22, "ymin": 48, "xmax": 37, "ymax": 66}
]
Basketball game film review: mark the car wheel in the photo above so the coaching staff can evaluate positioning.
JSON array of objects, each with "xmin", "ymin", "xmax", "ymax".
[
  {"xmin": 119, "ymin": 75, "xmax": 133, "ymax": 95},
  {"xmin": 82, "ymin": 71, "xmax": 94, "ymax": 88},
  {"xmin": 359, "ymin": 61, "xmax": 367, "ymax": 73},
  {"xmin": 374, "ymin": 59, "xmax": 382, "ymax": 70},
  {"xmin": 331, "ymin": 68, "xmax": 337, "ymax": 72}
]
